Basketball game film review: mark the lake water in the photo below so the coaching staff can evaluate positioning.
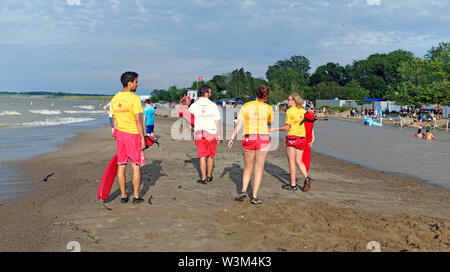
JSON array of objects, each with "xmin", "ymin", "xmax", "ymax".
[
  {"xmin": 0, "ymin": 96, "xmax": 111, "ymax": 201},
  {"xmin": 222, "ymin": 108, "xmax": 450, "ymax": 190},
  {"xmin": 311, "ymin": 118, "xmax": 450, "ymax": 189}
]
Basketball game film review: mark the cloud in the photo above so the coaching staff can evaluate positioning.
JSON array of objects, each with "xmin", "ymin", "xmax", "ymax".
[
  {"xmin": 319, "ymin": 31, "xmax": 429, "ymax": 49},
  {"xmin": 66, "ymin": 0, "xmax": 81, "ymax": 6},
  {"xmin": 135, "ymin": 0, "xmax": 147, "ymax": 14},
  {"xmin": 289, "ymin": 2, "xmax": 302, "ymax": 9},
  {"xmin": 366, "ymin": 0, "xmax": 381, "ymax": 6},
  {"xmin": 1, "ymin": 0, "xmax": 449, "ymax": 93},
  {"xmin": 243, "ymin": 1, "xmax": 255, "ymax": 7},
  {"xmin": 110, "ymin": 0, "xmax": 121, "ymax": 9}
]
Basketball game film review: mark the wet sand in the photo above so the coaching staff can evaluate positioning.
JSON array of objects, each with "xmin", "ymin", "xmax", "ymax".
[{"xmin": 1, "ymin": 115, "xmax": 450, "ymax": 252}]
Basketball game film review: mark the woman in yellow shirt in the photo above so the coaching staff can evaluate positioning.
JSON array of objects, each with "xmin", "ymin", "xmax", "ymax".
[
  {"xmin": 228, "ymin": 85, "xmax": 274, "ymax": 204},
  {"xmin": 270, "ymin": 93, "xmax": 314, "ymax": 191}
]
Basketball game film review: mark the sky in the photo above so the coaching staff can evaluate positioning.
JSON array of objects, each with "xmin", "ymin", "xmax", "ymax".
[{"xmin": 0, "ymin": 0, "xmax": 449, "ymax": 95}]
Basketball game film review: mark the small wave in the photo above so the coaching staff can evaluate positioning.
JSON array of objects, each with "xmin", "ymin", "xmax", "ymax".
[
  {"xmin": 21, "ymin": 117, "xmax": 95, "ymax": 127},
  {"xmin": 29, "ymin": 110, "xmax": 62, "ymax": 115},
  {"xmin": 63, "ymin": 110, "xmax": 105, "ymax": 114},
  {"xmin": 74, "ymin": 105, "xmax": 95, "ymax": 110},
  {"xmin": 0, "ymin": 111, "xmax": 21, "ymax": 116}
]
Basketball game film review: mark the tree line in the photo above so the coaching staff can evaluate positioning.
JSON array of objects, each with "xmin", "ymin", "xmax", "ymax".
[{"xmin": 149, "ymin": 42, "xmax": 449, "ymax": 107}]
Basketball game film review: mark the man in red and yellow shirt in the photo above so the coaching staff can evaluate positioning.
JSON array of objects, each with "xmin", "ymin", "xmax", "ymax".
[{"xmin": 110, "ymin": 71, "xmax": 145, "ymax": 204}]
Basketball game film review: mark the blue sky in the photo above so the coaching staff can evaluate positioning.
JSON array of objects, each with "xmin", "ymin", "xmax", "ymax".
[{"xmin": 0, "ymin": 0, "xmax": 449, "ymax": 95}]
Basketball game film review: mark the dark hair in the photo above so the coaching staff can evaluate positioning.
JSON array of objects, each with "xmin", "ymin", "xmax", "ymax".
[
  {"xmin": 198, "ymin": 85, "xmax": 211, "ymax": 97},
  {"xmin": 145, "ymin": 99, "xmax": 151, "ymax": 104},
  {"xmin": 120, "ymin": 71, "xmax": 139, "ymax": 87},
  {"xmin": 255, "ymin": 85, "xmax": 270, "ymax": 99},
  {"xmin": 426, "ymin": 129, "xmax": 430, "ymax": 132}
]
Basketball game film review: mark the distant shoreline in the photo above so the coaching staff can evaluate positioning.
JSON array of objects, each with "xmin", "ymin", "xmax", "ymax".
[{"xmin": 0, "ymin": 92, "xmax": 113, "ymax": 101}]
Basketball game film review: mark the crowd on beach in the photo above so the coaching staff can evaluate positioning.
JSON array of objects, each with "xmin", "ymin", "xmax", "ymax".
[
  {"xmin": 400, "ymin": 106, "xmax": 444, "ymax": 122},
  {"xmin": 102, "ymin": 71, "xmax": 315, "ymax": 205}
]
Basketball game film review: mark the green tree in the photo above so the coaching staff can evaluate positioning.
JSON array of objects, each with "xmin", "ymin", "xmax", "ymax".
[
  {"xmin": 425, "ymin": 42, "xmax": 450, "ymax": 62},
  {"xmin": 310, "ymin": 62, "xmax": 349, "ymax": 86},
  {"xmin": 311, "ymin": 81, "xmax": 340, "ymax": 100},
  {"xmin": 342, "ymin": 80, "xmax": 370, "ymax": 103},
  {"xmin": 385, "ymin": 56, "xmax": 449, "ymax": 106},
  {"xmin": 266, "ymin": 55, "xmax": 311, "ymax": 88}
]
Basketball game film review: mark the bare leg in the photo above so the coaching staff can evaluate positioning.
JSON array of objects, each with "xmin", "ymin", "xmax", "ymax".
[
  {"xmin": 199, "ymin": 157, "xmax": 207, "ymax": 180},
  {"xmin": 295, "ymin": 149, "xmax": 308, "ymax": 179},
  {"xmin": 131, "ymin": 163, "xmax": 141, "ymax": 198},
  {"xmin": 242, "ymin": 150, "xmax": 256, "ymax": 193},
  {"xmin": 286, "ymin": 145, "xmax": 297, "ymax": 186},
  {"xmin": 252, "ymin": 150, "xmax": 269, "ymax": 199},
  {"xmin": 207, "ymin": 156, "xmax": 214, "ymax": 178},
  {"xmin": 117, "ymin": 164, "xmax": 127, "ymax": 198}
]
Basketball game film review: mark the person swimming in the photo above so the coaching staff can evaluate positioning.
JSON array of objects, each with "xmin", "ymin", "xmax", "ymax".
[
  {"xmin": 414, "ymin": 129, "xmax": 424, "ymax": 138},
  {"xmin": 424, "ymin": 129, "xmax": 435, "ymax": 140}
]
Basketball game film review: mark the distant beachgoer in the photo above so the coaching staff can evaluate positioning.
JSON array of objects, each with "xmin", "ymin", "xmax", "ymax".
[
  {"xmin": 414, "ymin": 129, "xmax": 424, "ymax": 138},
  {"xmin": 110, "ymin": 71, "xmax": 145, "ymax": 204},
  {"xmin": 179, "ymin": 99, "xmax": 189, "ymax": 129},
  {"xmin": 143, "ymin": 99, "xmax": 155, "ymax": 137},
  {"xmin": 424, "ymin": 130, "xmax": 435, "ymax": 140},
  {"xmin": 103, "ymin": 102, "xmax": 114, "ymax": 134},
  {"xmin": 189, "ymin": 85, "xmax": 221, "ymax": 184},
  {"xmin": 228, "ymin": 85, "xmax": 273, "ymax": 205},
  {"xmin": 270, "ymin": 93, "xmax": 314, "ymax": 192}
]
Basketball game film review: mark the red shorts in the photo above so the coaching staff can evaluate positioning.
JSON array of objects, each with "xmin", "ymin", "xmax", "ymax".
[
  {"xmin": 242, "ymin": 134, "xmax": 270, "ymax": 151},
  {"xmin": 286, "ymin": 135, "xmax": 307, "ymax": 150},
  {"xmin": 194, "ymin": 130, "xmax": 218, "ymax": 158},
  {"xmin": 114, "ymin": 130, "xmax": 145, "ymax": 165}
]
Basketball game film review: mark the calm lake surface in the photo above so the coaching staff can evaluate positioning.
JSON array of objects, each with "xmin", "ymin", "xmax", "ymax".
[{"xmin": 222, "ymin": 107, "xmax": 450, "ymax": 189}]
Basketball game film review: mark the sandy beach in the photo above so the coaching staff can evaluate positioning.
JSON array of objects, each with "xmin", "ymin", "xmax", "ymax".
[{"xmin": 1, "ymin": 115, "xmax": 450, "ymax": 252}]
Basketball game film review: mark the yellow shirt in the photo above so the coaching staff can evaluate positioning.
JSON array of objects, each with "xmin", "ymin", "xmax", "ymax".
[
  {"xmin": 285, "ymin": 106, "xmax": 307, "ymax": 137},
  {"xmin": 238, "ymin": 100, "xmax": 274, "ymax": 135},
  {"xmin": 111, "ymin": 91, "xmax": 143, "ymax": 134}
]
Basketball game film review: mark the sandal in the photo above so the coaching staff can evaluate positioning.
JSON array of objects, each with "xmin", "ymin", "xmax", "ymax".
[
  {"xmin": 132, "ymin": 197, "xmax": 145, "ymax": 204},
  {"xmin": 281, "ymin": 183, "xmax": 298, "ymax": 191},
  {"xmin": 207, "ymin": 176, "xmax": 213, "ymax": 182},
  {"xmin": 197, "ymin": 179, "xmax": 207, "ymax": 185},
  {"xmin": 302, "ymin": 177, "xmax": 312, "ymax": 192},
  {"xmin": 250, "ymin": 197, "xmax": 263, "ymax": 205},
  {"xmin": 120, "ymin": 197, "xmax": 129, "ymax": 204},
  {"xmin": 234, "ymin": 192, "xmax": 247, "ymax": 202}
]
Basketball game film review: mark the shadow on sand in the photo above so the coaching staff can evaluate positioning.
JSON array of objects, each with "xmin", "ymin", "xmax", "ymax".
[
  {"xmin": 220, "ymin": 163, "xmax": 253, "ymax": 194},
  {"xmin": 104, "ymin": 160, "xmax": 167, "ymax": 203}
]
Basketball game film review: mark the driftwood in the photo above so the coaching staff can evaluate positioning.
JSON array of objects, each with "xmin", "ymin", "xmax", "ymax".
[{"xmin": 43, "ymin": 172, "xmax": 55, "ymax": 182}]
